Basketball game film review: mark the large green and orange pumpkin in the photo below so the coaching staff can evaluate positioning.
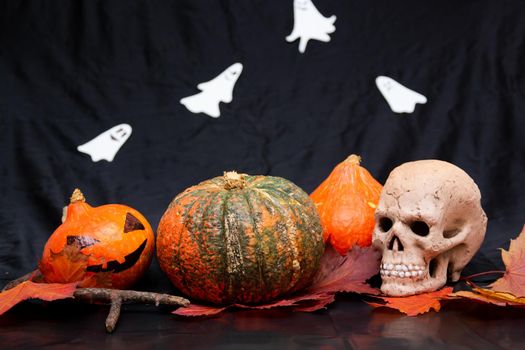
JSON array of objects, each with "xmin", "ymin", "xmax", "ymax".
[
  {"xmin": 156, "ymin": 171, "xmax": 324, "ymax": 305},
  {"xmin": 39, "ymin": 189, "xmax": 155, "ymax": 289}
]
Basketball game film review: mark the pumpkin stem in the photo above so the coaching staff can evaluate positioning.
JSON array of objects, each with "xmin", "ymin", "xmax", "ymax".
[
  {"xmin": 70, "ymin": 188, "xmax": 86, "ymax": 203},
  {"xmin": 346, "ymin": 154, "xmax": 362, "ymax": 165},
  {"xmin": 223, "ymin": 171, "xmax": 247, "ymax": 190}
]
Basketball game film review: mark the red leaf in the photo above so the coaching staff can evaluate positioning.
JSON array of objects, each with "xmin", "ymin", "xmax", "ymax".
[
  {"xmin": 490, "ymin": 225, "xmax": 525, "ymax": 297},
  {"xmin": 174, "ymin": 245, "xmax": 381, "ymax": 316},
  {"xmin": 173, "ymin": 294, "xmax": 334, "ymax": 316},
  {"xmin": 173, "ymin": 304, "xmax": 227, "ymax": 316},
  {"xmin": 306, "ymin": 244, "xmax": 381, "ymax": 295},
  {"xmin": 0, "ymin": 281, "xmax": 77, "ymax": 315},
  {"xmin": 291, "ymin": 294, "xmax": 335, "ymax": 312},
  {"xmin": 369, "ymin": 287, "xmax": 453, "ymax": 316}
]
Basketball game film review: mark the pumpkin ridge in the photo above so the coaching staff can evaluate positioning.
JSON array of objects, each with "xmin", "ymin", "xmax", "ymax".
[
  {"xmin": 253, "ymin": 187, "xmax": 301, "ymax": 293},
  {"xmin": 220, "ymin": 190, "xmax": 241, "ymax": 302},
  {"xmin": 241, "ymin": 190, "xmax": 269, "ymax": 299},
  {"xmin": 256, "ymin": 180, "xmax": 305, "ymax": 207},
  {"xmin": 249, "ymin": 186, "xmax": 304, "ymax": 300},
  {"xmin": 279, "ymin": 184, "xmax": 322, "ymax": 292},
  {"xmin": 171, "ymin": 188, "xmax": 209, "ymax": 207},
  {"xmin": 173, "ymin": 193, "xmax": 207, "ymax": 294},
  {"xmin": 183, "ymin": 189, "xmax": 225, "ymax": 302},
  {"xmin": 248, "ymin": 190, "xmax": 289, "ymax": 300},
  {"xmin": 253, "ymin": 192, "xmax": 295, "ymax": 298},
  {"xmin": 188, "ymin": 190, "xmax": 223, "ymax": 276},
  {"xmin": 261, "ymin": 184, "xmax": 323, "ymax": 292}
]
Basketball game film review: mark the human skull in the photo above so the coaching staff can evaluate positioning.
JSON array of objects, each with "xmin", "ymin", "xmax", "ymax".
[{"xmin": 372, "ymin": 160, "xmax": 487, "ymax": 296}]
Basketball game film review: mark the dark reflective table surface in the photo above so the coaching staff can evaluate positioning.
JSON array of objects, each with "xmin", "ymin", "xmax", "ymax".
[{"xmin": 1, "ymin": 294, "xmax": 524, "ymax": 349}]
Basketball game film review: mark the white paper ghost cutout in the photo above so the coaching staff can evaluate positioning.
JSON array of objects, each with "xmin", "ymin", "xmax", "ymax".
[
  {"xmin": 180, "ymin": 63, "xmax": 243, "ymax": 118},
  {"xmin": 77, "ymin": 123, "xmax": 132, "ymax": 162},
  {"xmin": 376, "ymin": 76, "xmax": 427, "ymax": 113},
  {"xmin": 286, "ymin": 0, "xmax": 336, "ymax": 53}
]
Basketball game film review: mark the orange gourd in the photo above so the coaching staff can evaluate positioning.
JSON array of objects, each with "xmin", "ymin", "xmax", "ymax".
[
  {"xmin": 310, "ymin": 154, "xmax": 383, "ymax": 255},
  {"xmin": 39, "ymin": 189, "xmax": 155, "ymax": 289}
]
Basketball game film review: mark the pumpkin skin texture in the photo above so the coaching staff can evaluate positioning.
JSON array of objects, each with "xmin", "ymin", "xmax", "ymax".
[
  {"xmin": 39, "ymin": 189, "xmax": 155, "ymax": 289},
  {"xmin": 310, "ymin": 155, "xmax": 383, "ymax": 255},
  {"xmin": 156, "ymin": 172, "xmax": 324, "ymax": 305}
]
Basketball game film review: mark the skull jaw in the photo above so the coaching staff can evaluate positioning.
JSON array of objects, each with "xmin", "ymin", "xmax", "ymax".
[
  {"xmin": 380, "ymin": 276, "xmax": 447, "ymax": 296},
  {"xmin": 379, "ymin": 252, "xmax": 450, "ymax": 296}
]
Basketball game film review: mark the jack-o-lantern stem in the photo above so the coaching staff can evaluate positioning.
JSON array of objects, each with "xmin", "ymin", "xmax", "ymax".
[
  {"xmin": 64, "ymin": 188, "xmax": 91, "ymax": 222},
  {"xmin": 70, "ymin": 188, "xmax": 86, "ymax": 203}
]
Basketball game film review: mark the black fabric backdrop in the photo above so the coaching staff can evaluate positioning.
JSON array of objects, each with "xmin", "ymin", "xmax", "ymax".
[{"xmin": 1, "ymin": 0, "xmax": 525, "ymax": 347}]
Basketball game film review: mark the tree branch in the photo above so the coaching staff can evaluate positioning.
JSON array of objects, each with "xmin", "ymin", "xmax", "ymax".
[
  {"xmin": 2, "ymin": 271, "xmax": 190, "ymax": 333},
  {"xmin": 2, "ymin": 270, "xmax": 40, "ymax": 292},
  {"xmin": 73, "ymin": 288, "xmax": 189, "ymax": 307},
  {"xmin": 105, "ymin": 293, "xmax": 122, "ymax": 333}
]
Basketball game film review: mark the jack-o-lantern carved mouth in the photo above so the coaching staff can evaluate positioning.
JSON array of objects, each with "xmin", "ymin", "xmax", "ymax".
[
  {"xmin": 66, "ymin": 236, "xmax": 148, "ymax": 273},
  {"xmin": 85, "ymin": 239, "xmax": 148, "ymax": 273}
]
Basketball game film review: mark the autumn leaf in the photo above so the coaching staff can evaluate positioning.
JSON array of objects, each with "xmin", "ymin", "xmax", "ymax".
[
  {"xmin": 38, "ymin": 241, "xmax": 112, "ymax": 287},
  {"xmin": 38, "ymin": 241, "xmax": 89, "ymax": 284},
  {"xmin": 78, "ymin": 272, "xmax": 113, "ymax": 288},
  {"xmin": 0, "ymin": 280, "xmax": 77, "ymax": 315},
  {"xmin": 452, "ymin": 290, "xmax": 525, "ymax": 307},
  {"xmin": 174, "ymin": 304, "xmax": 227, "ymax": 317},
  {"xmin": 369, "ymin": 287, "xmax": 453, "ymax": 316},
  {"xmin": 450, "ymin": 280, "xmax": 525, "ymax": 307},
  {"xmin": 174, "ymin": 245, "xmax": 381, "ymax": 316},
  {"xmin": 173, "ymin": 294, "xmax": 333, "ymax": 316},
  {"xmin": 306, "ymin": 244, "xmax": 381, "ymax": 295},
  {"xmin": 291, "ymin": 294, "xmax": 336, "ymax": 312},
  {"xmin": 489, "ymin": 225, "xmax": 525, "ymax": 297}
]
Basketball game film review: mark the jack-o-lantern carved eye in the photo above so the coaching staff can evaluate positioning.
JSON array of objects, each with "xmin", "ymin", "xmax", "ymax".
[
  {"xmin": 124, "ymin": 212, "xmax": 145, "ymax": 233},
  {"xmin": 66, "ymin": 235, "xmax": 100, "ymax": 249}
]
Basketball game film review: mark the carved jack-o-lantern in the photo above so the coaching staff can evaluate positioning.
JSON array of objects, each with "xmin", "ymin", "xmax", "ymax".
[{"xmin": 40, "ymin": 189, "xmax": 155, "ymax": 289}]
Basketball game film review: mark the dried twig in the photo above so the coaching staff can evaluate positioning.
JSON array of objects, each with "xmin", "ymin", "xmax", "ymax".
[
  {"xmin": 106, "ymin": 294, "xmax": 122, "ymax": 333},
  {"xmin": 2, "ymin": 270, "xmax": 41, "ymax": 292},
  {"xmin": 2, "ymin": 271, "xmax": 190, "ymax": 333},
  {"xmin": 74, "ymin": 287, "xmax": 189, "ymax": 332}
]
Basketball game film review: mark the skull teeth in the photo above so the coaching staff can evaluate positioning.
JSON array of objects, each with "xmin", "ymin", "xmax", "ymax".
[{"xmin": 380, "ymin": 263, "xmax": 426, "ymax": 278}]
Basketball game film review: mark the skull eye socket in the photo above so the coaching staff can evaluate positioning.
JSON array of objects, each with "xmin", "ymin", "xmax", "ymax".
[
  {"xmin": 378, "ymin": 217, "xmax": 393, "ymax": 232},
  {"xmin": 410, "ymin": 221, "xmax": 430, "ymax": 236}
]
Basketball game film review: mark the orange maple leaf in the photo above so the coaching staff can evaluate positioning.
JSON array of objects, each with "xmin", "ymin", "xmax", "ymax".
[
  {"xmin": 369, "ymin": 287, "xmax": 453, "ymax": 316},
  {"xmin": 0, "ymin": 281, "xmax": 77, "ymax": 315},
  {"xmin": 39, "ymin": 241, "xmax": 90, "ymax": 284},
  {"xmin": 39, "ymin": 241, "xmax": 114, "ymax": 288},
  {"xmin": 489, "ymin": 225, "xmax": 525, "ymax": 297},
  {"xmin": 453, "ymin": 286, "xmax": 525, "ymax": 307}
]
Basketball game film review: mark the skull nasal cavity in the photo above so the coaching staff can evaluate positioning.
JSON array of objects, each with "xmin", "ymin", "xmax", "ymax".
[
  {"xmin": 388, "ymin": 236, "xmax": 404, "ymax": 251},
  {"xmin": 410, "ymin": 221, "xmax": 429, "ymax": 236}
]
